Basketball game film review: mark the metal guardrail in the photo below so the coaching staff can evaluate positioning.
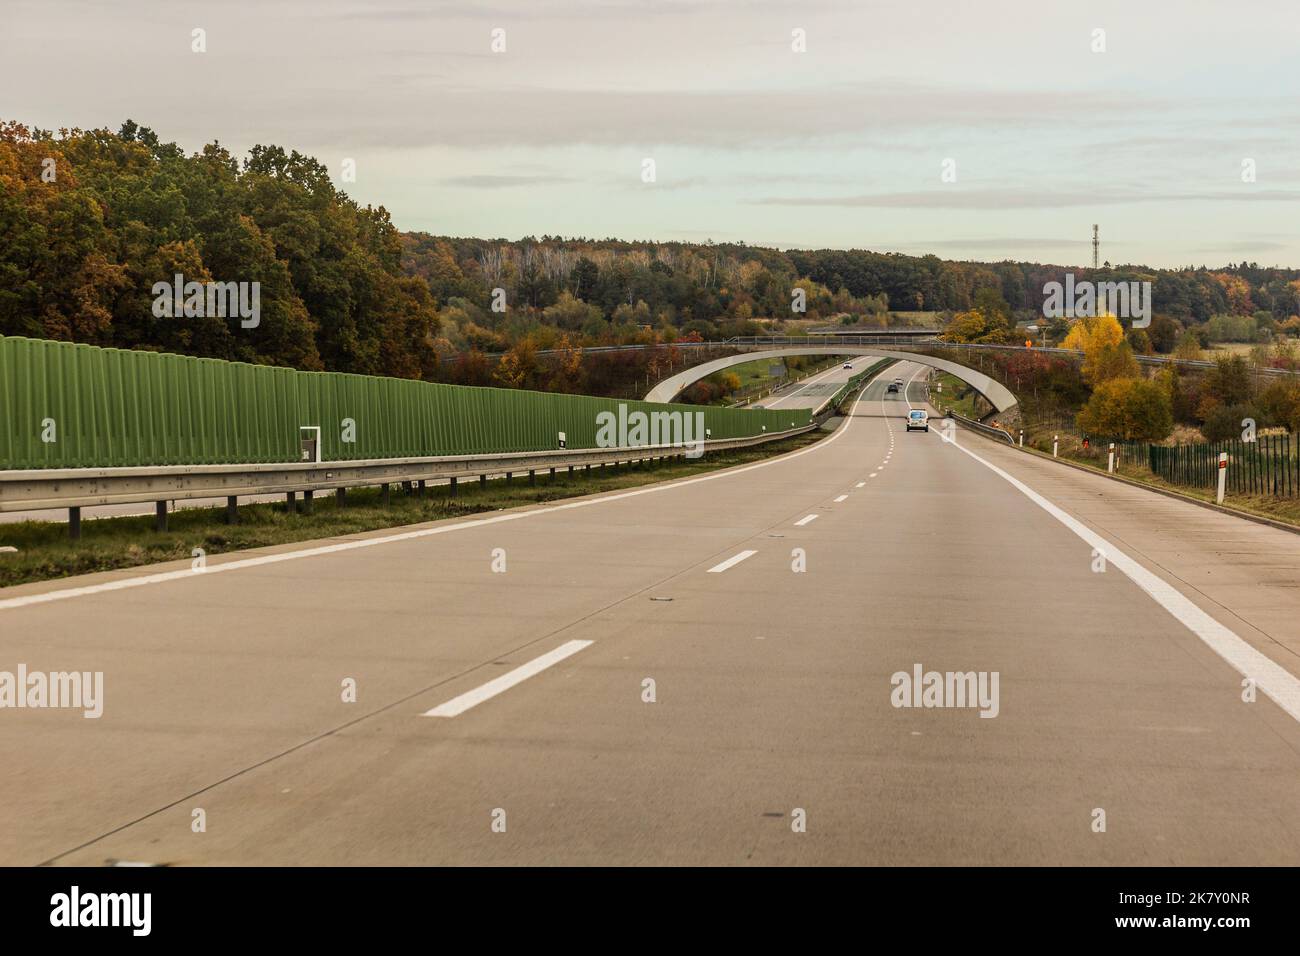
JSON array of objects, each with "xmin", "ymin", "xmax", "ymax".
[
  {"xmin": 515, "ymin": 337, "xmax": 1300, "ymax": 380},
  {"xmin": 725, "ymin": 335, "xmax": 941, "ymax": 348},
  {"xmin": 0, "ymin": 427, "xmax": 814, "ymax": 534},
  {"xmin": 942, "ymin": 410, "xmax": 1016, "ymax": 445},
  {"xmin": 819, "ymin": 359, "xmax": 895, "ymax": 417},
  {"xmin": 923, "ymin": 341, "xmax": 1300, "ymax": 377}
]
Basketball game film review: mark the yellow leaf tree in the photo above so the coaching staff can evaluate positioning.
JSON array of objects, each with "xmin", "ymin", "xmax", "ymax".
[{"xmin": 1063, "ymin": 314, "xmax": 1139, "ymax": 385}]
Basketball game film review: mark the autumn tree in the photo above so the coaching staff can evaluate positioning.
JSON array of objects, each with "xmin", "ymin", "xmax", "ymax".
[{"xmin": 1076, "ymin": 377, "xmax": 1173, "ymax": 441}]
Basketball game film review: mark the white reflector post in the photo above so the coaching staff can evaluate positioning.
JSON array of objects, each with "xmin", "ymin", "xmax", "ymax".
[{"xmin": 1217, "ymin": 451, "xmax": 1228, "ymax": 504}]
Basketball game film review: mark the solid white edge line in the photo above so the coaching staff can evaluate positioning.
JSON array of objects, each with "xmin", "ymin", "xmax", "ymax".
[
  {"xmin": 421, "ymin": 639, "xmax": 594, "ymax": 717},
  {"xmin": 1, "ymin": 365, "xmax": 904, "ymax": 612},
  {"xmin": 933, "ymin": 430, "xmax": 1300, "ymax": 724},
  {"xmin": 707, "ymin": 549, "xmax": 759, "ymax": 573}
]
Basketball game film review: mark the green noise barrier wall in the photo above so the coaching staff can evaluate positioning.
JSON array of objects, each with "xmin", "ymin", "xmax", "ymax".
[{"xmin": 0, "ymin": 336, "xmax": 812, "ymax": 469}]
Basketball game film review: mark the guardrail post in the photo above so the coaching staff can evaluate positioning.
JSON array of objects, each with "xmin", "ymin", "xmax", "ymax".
[
  {"xmin": 568, "ymin": 465, "xmax": 574, "ymax": 477},
  {"xmin": 227, "ymin": 495, "xmax": 239, "ymax": 523},
  {"xmin": 479, "ymin": 474, "xmax": 487, "ymax": 489},
  {"xmin": 155, "ymin": 500, "xmax": 168, "ymax": 532},
  {"xmin": 302, "ymin": 490, "xmax": 314, "ymax": 514},
  {"xmin": 505, "ymin": 472, "xmax": 513, "ymax": 485},
  {"xmin": 449, "ymin": 477, "xmax": 457, "ymax": 497},
  {"xmin": 380, "ymin": 484, "xmax": 390, "ymax": 506},
  {"xmin": 335, "ymin": 488, "xmax": 346, "ymax": 508},
  {"xmin": 68, "ymin": 507, "xmax": 81, "ymax": 541},
  {"xmin": 417, "ymin": 479, "xmax": 426, "ymax": 497},
  {"xmin": 286, "ymin": 491, "xmax": 297, "ymax": 513},
  {"xmin": 549, "ymin": 467, "xmax": 556, "ymax": 481},
  {"xmin": 529, "ymin": 469, "xmax": 536, "ymax": 487}
]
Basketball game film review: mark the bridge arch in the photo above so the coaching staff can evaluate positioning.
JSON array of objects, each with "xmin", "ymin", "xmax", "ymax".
[{"xmin": 644, "ymin": 347, "xmax": 1018, "ymax": 413}]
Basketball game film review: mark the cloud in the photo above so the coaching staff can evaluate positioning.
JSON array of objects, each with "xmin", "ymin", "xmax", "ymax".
[
  {"xmin": 440, "ymin": 174, "xmax": 578, "ymax": 188},
  {"xmin": 900, "ymin": 237, "xmax": 1099, "ymax": 250},
  {"xmin": 751, "ymin": 188, "xmax": 1300, "ymax": 210},
  {"xmin": 237, "ymin": 83, "xmax": 1170, "ymax": 151}
]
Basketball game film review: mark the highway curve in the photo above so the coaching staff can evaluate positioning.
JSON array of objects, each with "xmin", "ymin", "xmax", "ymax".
[{"xmin": 3, "ymin": 362, "xmax": 1300, "ymax": 866}]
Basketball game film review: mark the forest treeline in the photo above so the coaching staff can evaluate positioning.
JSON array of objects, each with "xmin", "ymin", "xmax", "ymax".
[
  {"xmin": 4, "ymin": 121, "xmax": 1300, "ymax": 390},
  {"xmin": 0, "ymin": 120, "xmax": 438, "ymax": 378}
]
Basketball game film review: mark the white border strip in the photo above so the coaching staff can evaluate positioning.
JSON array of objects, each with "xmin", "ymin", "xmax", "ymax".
[
  {"xmin": 0, "ymin": 365, "xmax": 900, "ymax": 613},
  {"xmin": 937, "ymin": 432, "xmax": 1300, "ymax": 724},
  {"xmin": 421, "ymin": 640, "xmax": 593, "ymax": 717},
  {"xmin": 707, "ymin": 550, "xmax": 759, "ymax": 573}
]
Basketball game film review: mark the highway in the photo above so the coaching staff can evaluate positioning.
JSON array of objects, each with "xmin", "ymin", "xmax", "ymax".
[
  {"xmin": 3, "ymin": 361, "xmax": 1300, "ymax": 865},
  {"xmin": 751, "ymin": 358, "xmax": 863, "ymax": 411}
]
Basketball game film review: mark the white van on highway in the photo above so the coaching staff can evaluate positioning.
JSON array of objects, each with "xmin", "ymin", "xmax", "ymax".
[{"xmin": 906, "ymin": 409, "xmax": 929, "ymax": 432}]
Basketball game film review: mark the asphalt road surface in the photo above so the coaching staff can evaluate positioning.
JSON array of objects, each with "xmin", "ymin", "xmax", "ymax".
[
  {"xmin": 752, "ymin": 359, "xmax": 863, "ymax": 411},
  {"xmin": 3, "ymin": 361, "xmax": 1299, "ymax": 866}
]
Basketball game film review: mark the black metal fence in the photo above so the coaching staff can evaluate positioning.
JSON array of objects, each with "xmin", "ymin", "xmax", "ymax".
[{"xmin": 1140, "ymin": 435, "xmax": 1297, "ymax": 497}]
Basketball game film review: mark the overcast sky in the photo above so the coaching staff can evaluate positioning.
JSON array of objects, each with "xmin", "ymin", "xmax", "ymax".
[{"xmin": 5, "ymin": 0, "xmax": 1299, "ymax": 268}]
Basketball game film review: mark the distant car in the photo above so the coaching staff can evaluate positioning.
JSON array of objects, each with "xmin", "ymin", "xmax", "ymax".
[
  {"xmin": 906, "ymin": 409, "xmax": 929, "ymax": 432},
  {"xmin": 843, "ymin": 363, "xmax": 853, "ymax": 369},
  {"xmin": 893, "ymin": 377, "xmax": 904, "ymax": 385},
  {"xmin": 886, "ymin": 382, "xmax": 900, "ymax": 393}
]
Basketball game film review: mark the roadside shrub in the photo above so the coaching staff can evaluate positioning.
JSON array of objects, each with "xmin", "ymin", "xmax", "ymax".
[
  {"xmin": 1076, "ymin": 377, "xmax": 1173, "ymax": 442},
  {"xmin": 1200, "ymin": 403, "xmax": 1259, "ymax": 442}
]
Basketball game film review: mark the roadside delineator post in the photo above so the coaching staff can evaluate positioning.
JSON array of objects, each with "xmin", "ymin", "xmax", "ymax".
[
  {"xmin": 1217, "ymin": 452, "xmax": 1228, "ymax": 503},
  {"xmin": 1019, "ymin": 429, "xmax": 1024, "ymax": 447},
  {"xmin": 1052, "ymin": 435, "xmax": 1059, "ymax": 458},
  {"xmin": 1108, "ymin": 443, "xmax": 1115, "ymax": 474}
]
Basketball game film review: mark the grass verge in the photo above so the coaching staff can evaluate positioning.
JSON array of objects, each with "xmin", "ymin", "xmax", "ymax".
[
  {"xmin": 0, "ymin": 431, "xmax": 826, "ymax": 588},
  {"xmin": 930, "ymin": 371, "xmax": 989, "ymax": 420},
  {"xmin": 1017, "ymin": 444, "xmax": 1300, "ymax": 529}
]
